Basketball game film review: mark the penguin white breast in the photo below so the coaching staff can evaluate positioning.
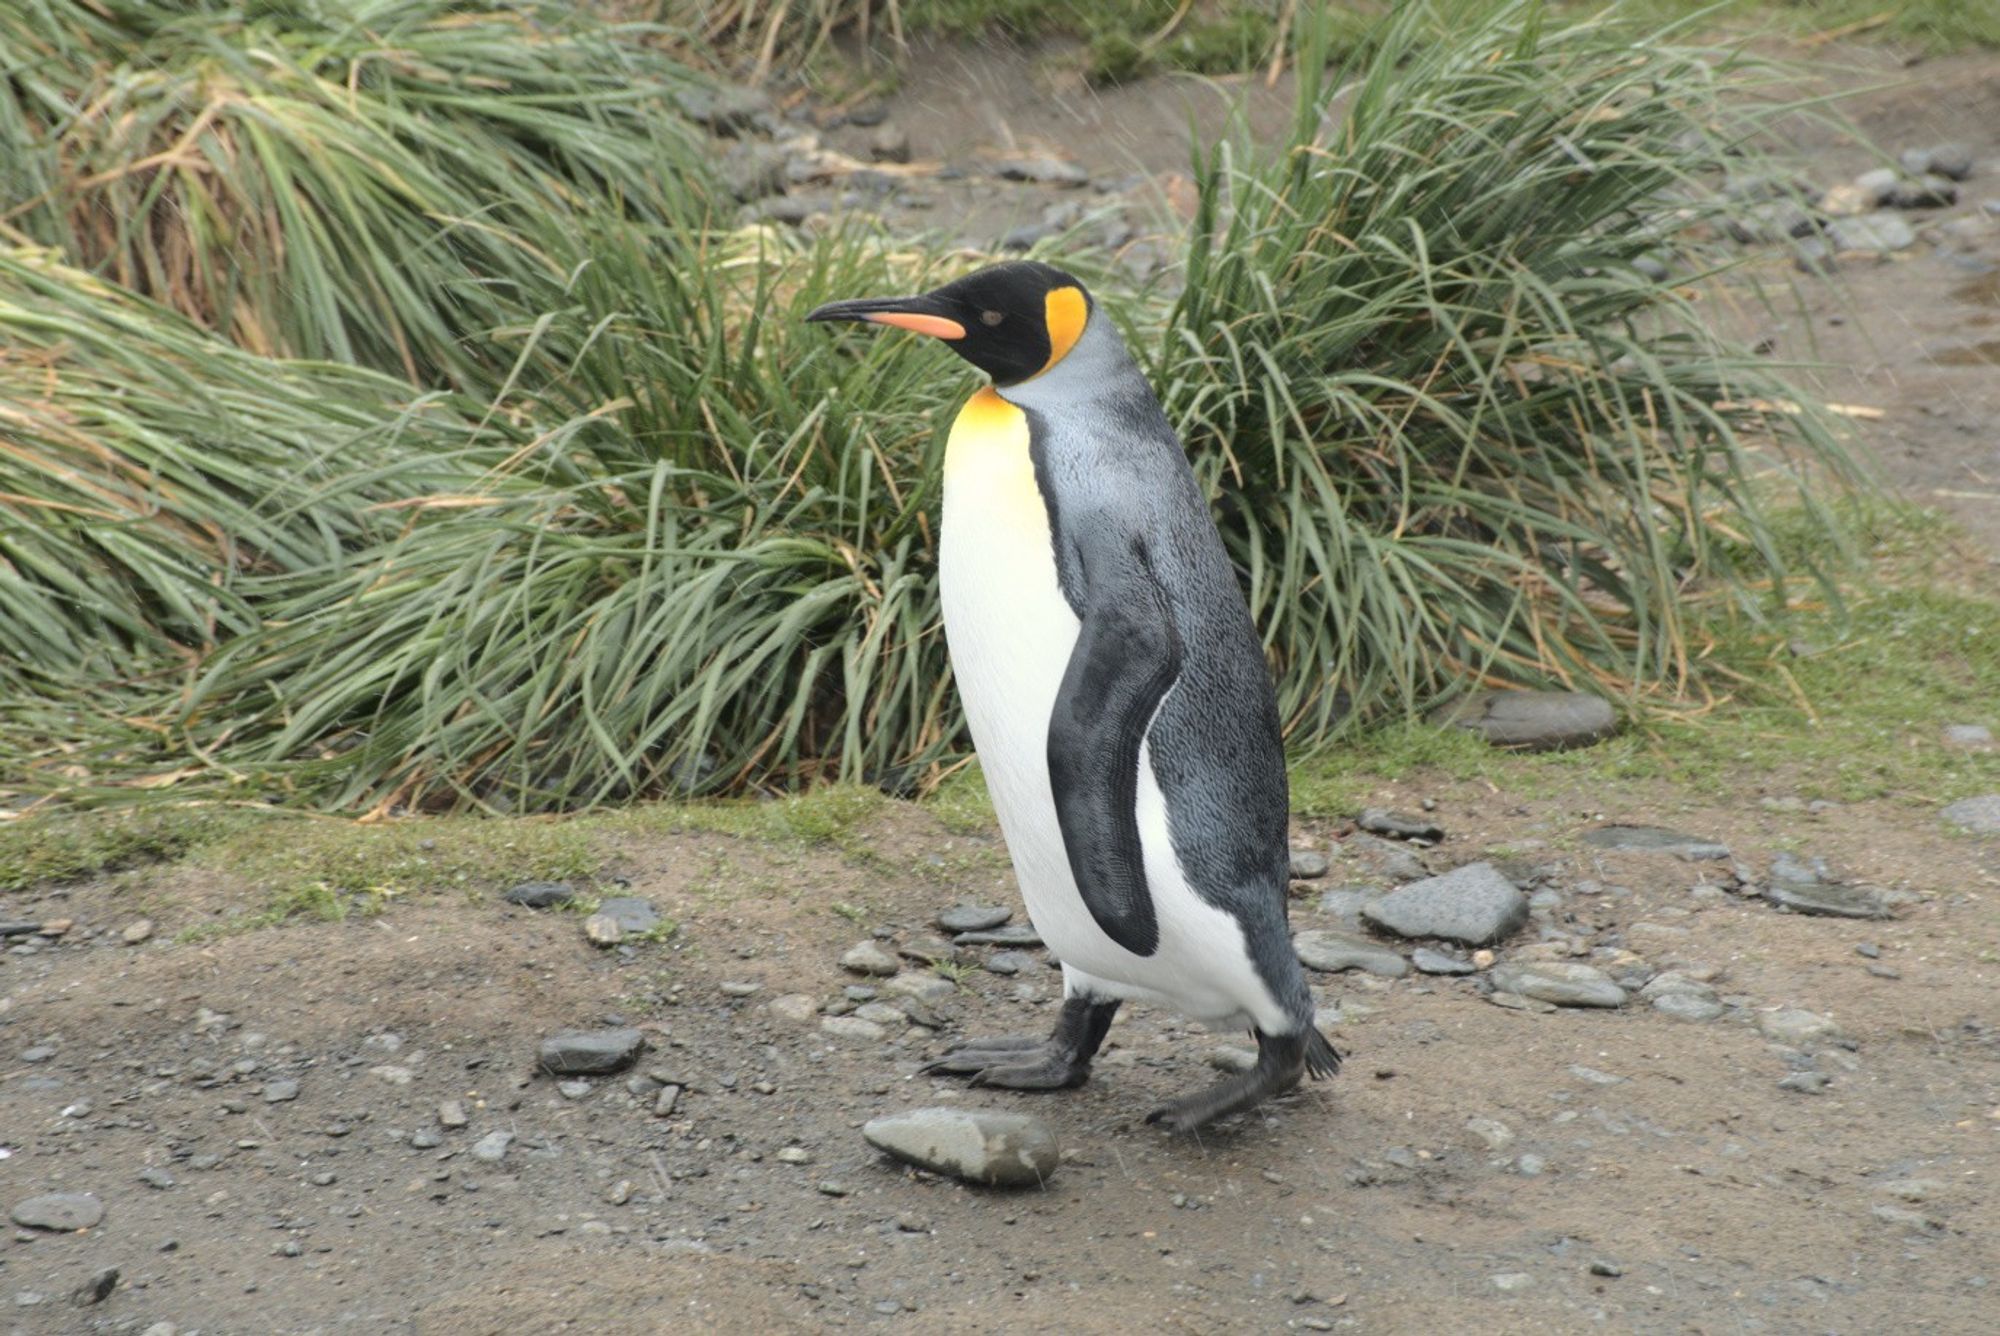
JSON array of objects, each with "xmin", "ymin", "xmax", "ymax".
[{"xmin": 939, "ymin": 389, "xmax": 1283, "ymax": 1030}]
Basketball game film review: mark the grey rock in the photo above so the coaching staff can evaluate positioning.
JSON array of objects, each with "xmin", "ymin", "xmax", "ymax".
[
  {"xmin": 1294, "ymin": 929, "xmax": 1409, "ymax": 978},
  {"xmin": 674, "ymin": 83, "xmax": 773, "ymax": 136},
  {"xmin": 1315, "ymin": 886, "xmax": 1373, "ymax": 927},
  {"xmin": 138, "ymin": 1166, "xmax": 175, "ymax": 1190},
  {"xmin": 558, "ymin": 1078, "xmax": 592, "ymax": 1099},
  {"xmin": 937, "ymin": 905, "xmax": 1011, "ymax": 933},
  {"xmin": 984, "ymin": 950, "xmax": 1036, "ymax": 976},
  {"xmin": 121, "ymin": 919, "xmax": 154, "ymax": 945},
  {"xmin": 1589, "ymin": 1259, "xmax": 1625, "ymax": 1278},
  {"xmin": 413, "ymin": 1127, "xmax": 445, "ymax": 1149},
  {"xmin": 1872, "ymin": 1203, "xmax": 1942, "ymax": 1233},
  {"xmin": 1652, "ymin": 992, "xmax": 1724, "ymax": 1022},
  {"xmin": 10, "ymin": 1193, "xmax": 104, "ymax": 1232},
  {"xmin": 1431, "ymin": 689, "xmax": 1617, "ymax": 751},
  {"xmin": 1491, "ymin": 1272, "xmax": 1533, "ymax": 1293},
  {"xmin": 1465, "ymin": 1115, "xmax": 1514, "ymax": 1150},
  {"xmin": 764, "ymin": 993, "xmax": 819, "ymax": 1023},
  {"xmin": 881, "ymin": 972, "xmax": 957, "ymax": 1003},
  {"xmin": 1778, "ymin": 1071, "xmax": 1831, "ymax": 1095},
  {"xmin": 537, "ymin": 1027, "xmax": 645, "ymax": 1075},
  {"xmin": 582, "ymin": 913, "xmax": 624, "ymax": 946},
  {"xmin": 1631, "ymin": 254, "xmax": 1670, "ymax": 282},
  {"xmin": 1887, "ymin": 175, "xmax": 1959, "ymax": 209},
  {"xmin": 840, "ymin": 940, "xmax": 900, "ymax": 976},
  {"xmin": 1489, "ymin": 961, "xmax": 1627, "ymax": 1008},
  {"xmin": 1854, "ymin": 166, "xmax": 1900, "ymax": 203},
  {"xmin": 869, "ymin": 124, "xmax": 912, "ymax": 164},
  {"xmin": 1827, "ymin": 212, "xmax": 1917, "ymax": 254},
  {"xmin": 70, "ymin": 1267, "xmax": 118, "ymax": 1306},
  {"xmin": 854, "ymin": 1002, "xmax": 908, "ymax": 1026},
  {"xmin": 1901, "ymin": 143, "xmax": 1974, "ymax": 181},
  {"xmin": 503, "ymin": 881, "xmax": 575, "ymax": 909},
  {"xmin": 1725, "ymin": 199, "xmax": 1817, "ymax": 243},
  {"xmin": 862, "ymin": 1107, "xmax": 1060, "ymax": 1188},
  {"xmin": 1358, "ymin": 809, "xmax": 1444, "ymax": 843},
  {"xmin": 747, "ymin": 195, "xmax": 813, "ymax": 227},
  {"xmin": 897, "ymin": 936, "xmax": 957, "ymax": 966},
  {"xmin": 469, "ymin": 1131, "xmax": 513, "ymax": 1163},
  {"xmin": 721, "ymin": 141, "xmax": 790, "ymax": 201},
  {"xmin": 596, "ymin": 897, "xmax": 662, "ymax": 934},
  {"xmin": 993, "ymin": 155, "xmax": 1088, "ymax": 188},
  {"xmin": 1412, "ymin": 947, "xmax": 1477, "ymax": 975},
  {"xmin": 1757, "ymin": 1008, "xmax": 1843, "ymax": 1048},
  {"xmin": 1361, "ymin": 862, "xmax": 1528, "ymax": 945},
  {"xmin": 1941, "ymin": 793, "xmax": 2000, "ymax": 835},
  {"xmin": 819, "ymin": 1015, "xmax": 886, "ymax": 1043},
  {"xmin": 1346, "ymin": 833, "xmax": 1430, "ymax": 883},
  {"xmin": 1876, "ymin": 1177, "xmax": 1944, "ymax": 1203},
  {"xmin": 439, "ymin": 1100, "xmax": 470, "ymax": 1128},
  {"xmin": 845, "ymin": 100, "xmax": 889, "ymax": 128},
  {"xmin": 953, "ymin": 924, "xmax": 1041, "ymax": 947},
  {"xmin": 653, "ymin": 1084, "xmax": 683, "ymax": 1117},
  {"xmin": 1943, "ymin": 724, "xmax": 1994, "ymax": 748},
  {"xmin": 1580, "ymin": 825, "xmax": 1729, "ymax": 860},
  {"xmin": 262, "ymin": 1079, "xmax": 300, "ymax": 1103},
  {"xmin": 1792, "ymin": 236, "xmax": 1837, "ymax": 275},
  {"xmin": 20, "ymin": 1045, "xmax": 55, "ymax": 1062},
  {"xmin": 1288, "ymin": 849, "xmax": 1331, "ymax": 880},
  {"xmin": 720, "ymin": 980, "xmax": 762, "ymax": 997},
  {"xmin": 1764, "ymin": 852, "xmax": 1889, "ymax": 919}
]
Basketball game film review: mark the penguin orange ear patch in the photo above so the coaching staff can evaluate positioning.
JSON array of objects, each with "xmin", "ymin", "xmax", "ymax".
[
  {"xmin": 1041, "ymin": 286, "xmax": 1088, "ymax": 372},
  {"xmin": 865, "ymin": 312, "xmax": 968, "ymax": 340}
]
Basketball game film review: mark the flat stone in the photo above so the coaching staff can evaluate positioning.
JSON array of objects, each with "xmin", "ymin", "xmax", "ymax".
[
  {"xmin": 1887, "ymin": 174, "xmax": 1959, "ymax": 209},
  {"xmin": 992, "ymin": 154, "xmax": 1087, "ymax": 187},
  {"xmin": 936, "ymin": 905, "xmax": 1011, "ymax": 934},
  {"xmin": 1288, "ymin": 850, "xmax": 1331, "ymax": 880},
  {"xmin": 1208, "ymin": 1046, "xmax": 1257, "ymax": 1073},
  {"xmin": 1357, "ymin": 809, "xmax": 1444, "ymax": 842},
  {"xmin": 1487, "ymin": 991, "xmax": 1556, "ymax": 1014},
  {"xmin": 853, "ymin": 1002, "xmax": 908, "ymax": 1026},
  {"xmin": 1827, "ymin": 212, "xmax": 1916, "ymax": 254},
  {"xmin": 720, "ymin": 140, "xmax": 789, "ymax": 201},
  {"xmin": 503, "ymin": 881, "xmax": 575, "ymax": 909},
  {"xmin": 1778, "ymin": 1071, "xmax": 1831, "ymax": 1095},
  {"xmin": 1942, "ymin": 724, "xmax": 1994, "ymax": 749},
  {"xmin": 261, "ymin": 1079, "xmax": 300, "ymax": 1103},
  {"xmin": 10, "ymin": 1193, "xmax": 103, "ymax": 1232},
  {"xmin": 582, "ymin": 913, "xmax": 624, "ymax": 946},
  {"xmin": 1361, "ymin": 862, "xmax": 1528, "ymax": 946},
  {"xmin": 1941, "ymin": 794, "xmax": 2000, "ymax": 835},
  {"xmin": 1412, "ymin": 947, "xmax": 1477, "ymax": 975},
  {"xmin": 1900, "ymin": 143, "xmax": 1974, "ymax": 181},
  {"xmin": 70, "ymin": 1267, "xmax": 118, "ymax": 1306},
  {"xmin": 537, "ymin": 1027, "xmax": 645, "ymax": 1075},
  {"xmin": 862, "ymin": 1107, "xmax": 1060, "ymax": 1188},
  {"xmin": 1489, "ymin": 961, "xmax": 1627, "ymax": 1008},
  {"xmin": 595, "ymin": 897, "xmax": 662, "ymax": 934},
  {"xmin": 1345, "ymin": 833, "xmax": 1429, "ymax": 884},
  {"xmin": 1765, "ymin": 875, "xmax": 1889, "ymax": 920},
  {"xmin": 674, "ymin": 83, "xmax": 772, "ymax": 135},
  {"xmin": 1652, "ymin": 992, "xmax": 1724, "ymax": 1022},
  {"xmin": 897, "ymin": 937, "xmax": 958, "ymax": 966},
  {"xmin": 1294, "ymin": 929, "xmax": 1409, "ymax": 978},
  {"xmin": 819, "ymin": 1016, "xmax": 887, "ymax": 1043},
  {"xmin": 765, "ymin": 993, "xmax": 820, "ymax": 1023},
  {"xmin": 881, "ymin": 972, "xmax": 956, "ymax": 1003},
  {"xmin": 1430, "ymin": 690, "xmax": 1617, "ymax": 751},
  {"xmin": 122, "ymin": 919, "xmax": 154, "ymax": 945},
  {"xmin": 952, "ymin": 924, "xmax": 1042, "ymax": 947},
  {"xmin": 840, "ymin": 941, "xmax": 900, "ymax": 976},
  {"xmin": 984, "ymin": 951, "xmax": 1037, "ymax": 976},
  {"xmin": 438, "ymin": 1100, "xmax": 470, "ymax": 1128},
  {"xmin": 868, "ymin": 124, "xmax": 912, "ymax": 164},
  {"xmin": 469, "ymin": 1131, "xmax": 513, "ymax": 1163},
  {"xmin": 1580, "ymin": 825, "xmax": 1730, "ymax": 860},
  {"xmin": 719, "ymin": 980, "xmax": 762, "ymax": 997},
  {"xmin": 1757, "ymin": 1008, "xmax": 1843, "ymax": 1049}
]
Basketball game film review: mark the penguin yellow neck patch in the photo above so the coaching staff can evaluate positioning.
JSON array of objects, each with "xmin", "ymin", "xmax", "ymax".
[{"xmin": 1039, "ymin": 285, "xmax": 1088, "ymax": 374}]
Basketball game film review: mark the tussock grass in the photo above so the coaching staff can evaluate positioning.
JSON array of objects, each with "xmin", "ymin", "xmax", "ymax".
[
  {"xmin": 1158, "ymin": 0, "xmax": 1860, "ymax": 739},
  {"xmin": 1, "ymin": 0, "xmax": 711, "ymax": 386},
  {"xmin": 3, "ymin": 1, "xmax": 1879, "ymax": 816}
]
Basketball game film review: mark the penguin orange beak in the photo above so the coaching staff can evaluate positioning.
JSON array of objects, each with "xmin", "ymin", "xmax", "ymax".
[{"xmin": 804, "ymin": 294, "xmax": 967, "ymax": 341}]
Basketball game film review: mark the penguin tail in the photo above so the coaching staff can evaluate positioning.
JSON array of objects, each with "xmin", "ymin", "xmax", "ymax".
[{"xmin": 1303, "ymin": 1026, "xmax": 1342, "ymax": 1080}]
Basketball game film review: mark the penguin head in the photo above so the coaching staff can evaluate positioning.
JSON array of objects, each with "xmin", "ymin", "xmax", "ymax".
[{"xmin": 805, "ymin": 261, "xmax": 1092, "ymax": 386}]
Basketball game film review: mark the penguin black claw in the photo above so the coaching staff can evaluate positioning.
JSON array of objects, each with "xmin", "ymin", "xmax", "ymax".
[{"xmin": 1144, "ymin": 1029, "xmax": 1317, "ymax": 1133}]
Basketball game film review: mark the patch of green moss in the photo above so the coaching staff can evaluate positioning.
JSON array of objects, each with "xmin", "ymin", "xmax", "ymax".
[{"xmin": 0, "ymin": 806, "xmax": 251, "ymax": 891}]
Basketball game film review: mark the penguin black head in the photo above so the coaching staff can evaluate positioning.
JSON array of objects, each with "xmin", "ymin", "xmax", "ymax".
[{"xmin": 805, "ymin": 261, "xmax": 1092, "ymax": 386}]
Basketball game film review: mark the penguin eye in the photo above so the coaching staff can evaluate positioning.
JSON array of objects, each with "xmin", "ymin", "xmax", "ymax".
[{"xmin": 980, "ymin": 309, "xmax": 1005, "ymax": 327}]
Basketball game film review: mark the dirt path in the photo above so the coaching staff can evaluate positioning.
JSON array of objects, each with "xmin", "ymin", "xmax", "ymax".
[{"xmin": 5, "ymin": 37, "xmax": 2000, "ymax": 1336}]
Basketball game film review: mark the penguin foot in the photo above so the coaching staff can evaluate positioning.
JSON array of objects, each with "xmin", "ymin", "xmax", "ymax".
[
  {"xmin": 920, "ymin": 1038, "xmax": 1092, "ymax": 1090},
  {"xmin": 921, "ymin": 996, "xmax": 1121, "ymax": 1092},
  {"xmin": 1144, "ymin": 1029, "xmax": 1310, "ymax": 1133}
]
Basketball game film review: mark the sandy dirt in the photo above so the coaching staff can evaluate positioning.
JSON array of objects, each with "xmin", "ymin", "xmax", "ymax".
[{"xmin": 5, "ymin": 35, "xmax": 2000, "ymax": 1336}]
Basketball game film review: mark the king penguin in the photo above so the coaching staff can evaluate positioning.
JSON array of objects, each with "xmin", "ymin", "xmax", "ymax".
[{"xmin": 807, "ymin": 261, "xmax": 1339, "ymax": 1131}]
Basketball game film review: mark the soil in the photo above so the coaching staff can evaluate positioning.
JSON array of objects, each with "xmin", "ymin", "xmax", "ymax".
[{"xmin": 5, "ymin": 35, "xmax": 2000, "ymax": 1336}]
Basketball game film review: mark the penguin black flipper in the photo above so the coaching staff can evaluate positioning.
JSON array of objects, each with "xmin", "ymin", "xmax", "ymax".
[{"xmin": 1044, "ymin": 532, "xmax": 1180, "ymax": 958}]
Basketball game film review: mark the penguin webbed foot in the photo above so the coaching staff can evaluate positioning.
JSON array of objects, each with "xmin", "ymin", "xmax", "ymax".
[
  {"xmin": 1145, "ymin": 1028, "xmax": 1316, "ymax": 1133},
  {"xmin": 921, "ymin": 1037, "xmax": 1091, "ymax": 1090}
]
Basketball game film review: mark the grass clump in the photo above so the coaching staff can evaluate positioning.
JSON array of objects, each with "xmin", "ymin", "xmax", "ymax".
[
  {"xmin": 1158, "ymin": 0, "xmax": 1860, "ymax": 743},
  {"xmin": 0, "ymin": 0, "xmax": 711, "ymax": 387}
]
